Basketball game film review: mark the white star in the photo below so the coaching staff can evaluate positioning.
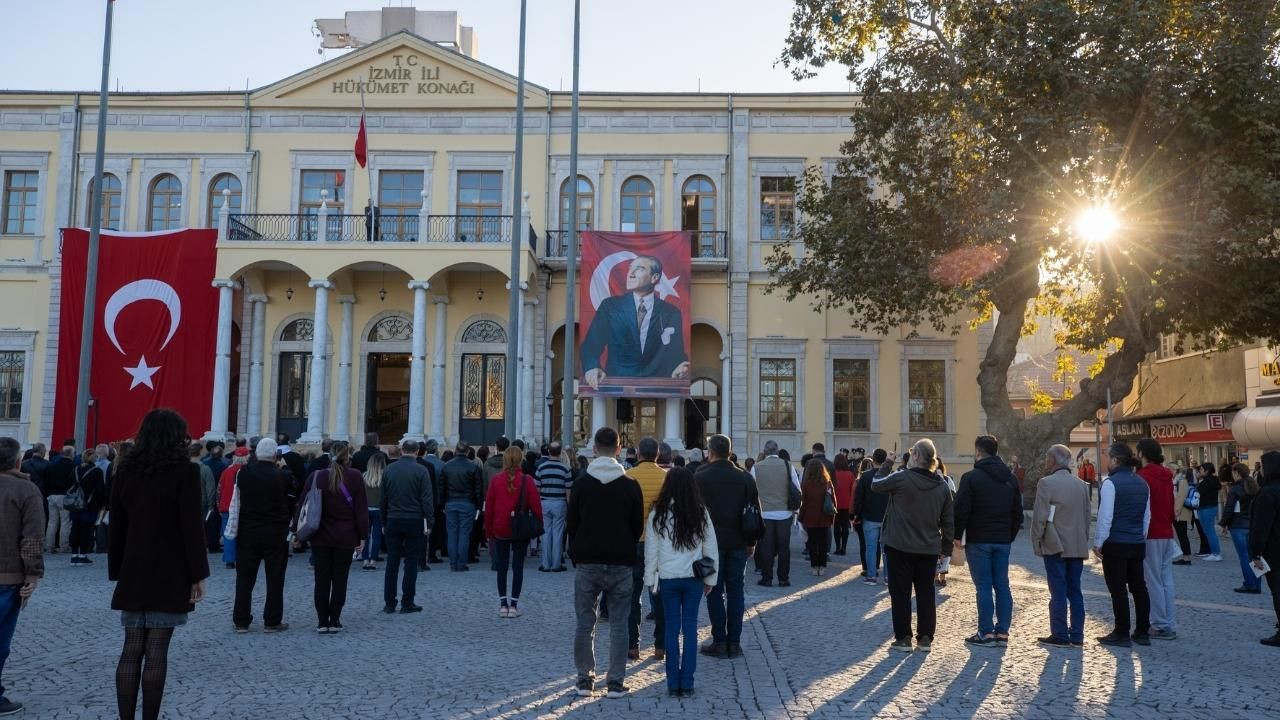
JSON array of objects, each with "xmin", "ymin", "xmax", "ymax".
[
  {"xmin": 124, "ymin": 356, "xmax": 161, "ymax": 390},
  {"xmin": 655, "ymin": 273, "xmax": 681, "ymax": 301}
]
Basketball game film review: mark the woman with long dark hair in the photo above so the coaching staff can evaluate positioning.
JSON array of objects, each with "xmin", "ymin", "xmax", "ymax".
[
  {"xmin": 109, "ymin": 409, "xmax": 209, "ymax": 720},
  {"xmin": 798, "ymin": 459, "xmax": 837, "ymax": 575},
  {"xmin": 1220, "ymin": 463, "xmax": 1262, "ymax": 593},
  {"xmin": 484, "ymin": 446, "xmax": 543, "ymax": 617},
  {"xmin": 832, "ymin": 454, "xmax": 856, "ymax": 556},
  {"xmin": 643, "ymin": 467, "xmax": 718, "ymax": 697},
  {"xmin": 304, "ymin": 440, "xmax": 369, "ymax": 633},
  {"xmin": 1194, "ymin": 463, "xmax": 1223, "ymax": 561}
]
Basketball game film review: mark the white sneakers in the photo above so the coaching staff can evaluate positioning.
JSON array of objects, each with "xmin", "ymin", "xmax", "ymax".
[{"xmin": 1203, "ymin": 554, "xmax": 1223, "ymax": 562}]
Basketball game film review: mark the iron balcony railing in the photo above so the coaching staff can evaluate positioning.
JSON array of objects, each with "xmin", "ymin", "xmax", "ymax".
[
  {"xmin": 425, "ymin": 214, "xmax": 512, "ymax": 243},
  {"xmin": 544, "ymin": 229, "xmax": 728, "ymax": 259},
  {"xmin": 224, "ymin": 213, "xmax": 529, "ymax": 245}
]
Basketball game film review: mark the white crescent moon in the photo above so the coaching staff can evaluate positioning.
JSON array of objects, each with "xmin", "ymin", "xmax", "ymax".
[
  {"xmin": 103, "ymin": 279, "xmax": 182, "ymax": 355},
  {"xmin": 589, "ymin": 251, "xmax": 636, "ymax": 310}
]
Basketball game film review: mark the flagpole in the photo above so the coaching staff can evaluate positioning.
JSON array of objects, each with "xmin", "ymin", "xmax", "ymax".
[
  {"xmin": 561, "ymin": 0, "xmax": 581, "ymax": 449},
  {"xmin": 73, "ymin": 0, "xmax": 115, "ymax": 450},
  {"xmin": 504, "ymin": 0, "xmax": 528, "ymax": 442},
  {"xmin": 360, "ymin": 78, "xmax": 374, "ymax": 236}
]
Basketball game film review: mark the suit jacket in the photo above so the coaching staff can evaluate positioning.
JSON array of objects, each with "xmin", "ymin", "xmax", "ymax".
[
  {"xmin": 581, "ymin": 293, "xmax": 686, "ymax": 379},
  {"xmin": 1030, "ymin": 468, "xmax": 1092, "ymax": 558}
]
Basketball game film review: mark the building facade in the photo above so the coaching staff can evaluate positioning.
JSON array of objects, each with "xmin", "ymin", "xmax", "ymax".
[{"xmin": 0, "ymin": 31, "xmax": 987, "ymax": 460}]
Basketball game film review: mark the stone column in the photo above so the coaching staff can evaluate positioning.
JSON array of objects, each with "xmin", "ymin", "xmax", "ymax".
[
  {"xmin": 664, "ymin": 398, "xmax": 686, "ymax": 451},
  {"xmin": 300, "ymin": 278, "xmax": 332, "ymax": 443},
  {"xmin": 245, "ymin": 294, "xmax": 267, "ymax": 439},
  {"xmin": 591, "ymin": 396, "xmax": 607, "ymax": 441},
  {"xmin": 429, "ymin": 296, "xmax": 449, "ymax": 443},
  {"xmin": 720, "ymin": 350, "xmax": 731, "ymax": 439},
  {"xmin": 333, "ymin": 295, "xmax": 356, "ymax": 443},
  {"xmin": 522, "ymin": 295, "xmax": 538, "ymax": 442},
  {"xmin": 204, "ymin": 278, "xmax": 240, "ymax": 440},
  {"xmin": 404, "ymin": 280, "xmax": 430, "ymax": 443}
]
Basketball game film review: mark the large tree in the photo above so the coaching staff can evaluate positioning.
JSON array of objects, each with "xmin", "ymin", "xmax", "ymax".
[{"xmin": 770, "ymin": 0, "xmax": 1280, "ymax": 487}]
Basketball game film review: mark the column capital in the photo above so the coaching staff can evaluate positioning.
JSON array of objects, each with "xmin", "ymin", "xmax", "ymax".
[
  {"xmin": 247, "ymin": 293, "xmax": 268, "ymax": 304},
  {"xmin": 337, "ymin": 294, "xmax": 357, "ymax": 305},
  {"xmin": 308, "ymin": 278, "xmax": 334, "ymax": 290},
  {"xmin": 408, "ymin": 280, "xmax": 430, "ymax": 291},
  {"xmin": 431, "ymin": 295, "xmax": 451, "ymax": 305},
  {"xmin": 212, "ymin": 278, "xmax": 241, "ymax": 290},
  {"xmin": 523, "ymin": 296, "xmax": 539, "ymax": 307}
]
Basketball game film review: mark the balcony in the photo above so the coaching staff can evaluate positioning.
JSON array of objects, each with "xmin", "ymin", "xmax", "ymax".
[
  {"xmin": 543, "ymin": 229, "xmax": 728, "ymax": 268},
  {"xmin": 223, "ymin": 213, "xmax": 536, "ymax": 248}
]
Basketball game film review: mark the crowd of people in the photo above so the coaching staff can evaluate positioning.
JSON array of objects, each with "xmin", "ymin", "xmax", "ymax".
[{"xmin": 1, "ymin": 409, "xmax": 1279, "ymax": 716}]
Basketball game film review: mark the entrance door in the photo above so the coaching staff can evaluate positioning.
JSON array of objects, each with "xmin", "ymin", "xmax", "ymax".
[
  {"xmin": 365, "ymin": 352, "xmax": 411, "ymax": 440},
  {"xmin": 459, "ymin": 353, "xmax": 505, "ymax": 446},
  {"xmin": 276, "ymin": 352, "xmax": 311, "ymax": 441}
]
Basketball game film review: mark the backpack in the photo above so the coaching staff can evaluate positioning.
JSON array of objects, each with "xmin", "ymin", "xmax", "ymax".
[
  {"xmin": 1183, "ymin": 478, "xmax": 1200, "ymax": 510},
  {"xmin": 62, "ymin": 478, "xmax": 87, "ymax": 512}
]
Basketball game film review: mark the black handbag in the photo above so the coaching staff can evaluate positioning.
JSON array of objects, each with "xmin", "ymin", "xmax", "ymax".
[
  {"xmin": 692, "ymin": 556, "xmax": 716, "ymax": 580},
  {"xmin": 741, "ymin": 502, "xmax": 765, "ymax": 543},
  {"xmin": 508, "ymin": 474, "xmax": 545, "ymax": 541}
]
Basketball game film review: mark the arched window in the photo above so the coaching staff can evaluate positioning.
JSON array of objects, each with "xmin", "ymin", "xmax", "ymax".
[
  {"xmin": 620, "ymin": 176, "xmax": 654, "ymax": 232},
  {"xmin": 367, "ymin": 315, "xmax": 412, "ymax": 342},
  {"xmin": 279, "ymin": 319, "xmax": 315, "ymax": 342},
  {"xmin": 86, "ymin": 173, "xmax": 122, "ymax": 229},
  {"xmin": 147, "ymin": 174, "xmax": 183, "ymax": 231},
  {"xmin": 682, "ymin": 175, "xmax": 718, "ymax": 257},
  {"xmin": 461, "ymin": 319, "xmax": 505, "ymax": 344},
  {"xmin": 559, "ymin": 176, "xmax": 594, "ymax": 231},
  {"xmin": 206, "ymin": 173, "xmax": 242, "ymax": 226}
]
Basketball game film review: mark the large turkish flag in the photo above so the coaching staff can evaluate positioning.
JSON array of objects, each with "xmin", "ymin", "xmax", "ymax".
[
  {"xmin": 52, "ymin": 228, "xmax": 219, "ymax": 445},
  {"xmin": 577, "ymin": 231, "xmax": 691, "ymax": 397}
]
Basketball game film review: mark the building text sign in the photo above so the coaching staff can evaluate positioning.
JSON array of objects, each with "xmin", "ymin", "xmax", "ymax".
[{"xmin": 332, "ymin": 54, "xmax": 476, "ymax": 96}]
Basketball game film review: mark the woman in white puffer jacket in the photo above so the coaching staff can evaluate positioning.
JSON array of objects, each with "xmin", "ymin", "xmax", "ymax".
[{"xmin": 644, "ymin": 467, "xmax": 719, "ymax": 698}]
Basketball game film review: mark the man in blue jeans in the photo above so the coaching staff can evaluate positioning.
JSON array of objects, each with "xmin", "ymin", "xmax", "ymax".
[
  {"xmin": 954, "ymin": 435, "xmax": 1023, "ymax": 648},
  {"xmin": 1030, "ymin": 445, "xmax": 1092, "ymax": 647},
  {"xmin": 439, "ymin": 442, "xmax": 484, "ymax": 572},
  {"xmin": 380, "ymin": 441, "xmax": 434, "ymax": 613},
  {"xmin": 695, "ymin": 434, "xmax": 760, "ymax": 659},
  {"xmin": 854, "ymin": 450, "xmax": 893, "ymax": 584},
  {"xmin": 0, "ymin": 436, "xmax": 45, "ymax": 715}
]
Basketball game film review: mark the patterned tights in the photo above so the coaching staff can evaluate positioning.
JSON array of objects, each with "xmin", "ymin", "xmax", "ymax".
[{"xmin": 115, "ymin": 627, "xmax": 174, "ymax": 720}]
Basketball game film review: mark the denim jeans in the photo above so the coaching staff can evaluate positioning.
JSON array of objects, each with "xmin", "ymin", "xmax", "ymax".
[
  {"xmin": 574, "ymin": 564, "xmax": 633, "ymax": 687},
  {"xmin": 1143, "ymin": 538, "xmax": 1179, "ymax": 632},
  {"xmin": 706, "ymin": 547, "xmax": 747, "ymax": 644},
  {"xmin": 1230, "ymin": 528, "xmax": 1261, "ymax": 590},
  {"xmin": 862, "ymin": 521, "xmax": 885, "ymax": 579},
  {"xmin": 659, "ymin": 576, "xmax": 703, "ymax": 691},
  {"xmin": 967, "ymin": 543, "xmax": 1013, "ymax": 635},
  {"xmin": 219, "ymin": 514, "xmax": 236, "ymax": 565},
  {"xmin": 492, "ymin": 538, "xmax": 529, "ymax": 599},
  {"xmin": 1196, "ymin": 507, "xmax": 1221, "ymax": 555},
  {"xmin": 444, "ymin": 500, "xmax": 476, "ymax": 570},
  {"xmin": 0, "ymin": 584, "xmax": 21, "ymax": 699},
  {"xmin": 361, "ymin": 508, "xmax": 382, "ymax": 562},
  {"xmin": 1042, "ymin": 554, "xmax": 1084, "ymax": 643},
  {"xmin": 540, "ymin": 499, "xmax": 567, "ymax": 570}
]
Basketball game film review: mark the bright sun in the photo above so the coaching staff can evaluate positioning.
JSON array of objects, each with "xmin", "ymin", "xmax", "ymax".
[{"xmin": 1075, "ymin": 205, "xmax": 1120, "ymax": 244}]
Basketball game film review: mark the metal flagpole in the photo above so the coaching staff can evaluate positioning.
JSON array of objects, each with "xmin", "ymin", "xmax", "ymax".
[
  {"xmin": 361, "ymin": 78, "xmax": 374, "ymax": 234},
  {"xmin": 73, "ymin": 0, "xmax": 115, "ymax": 449},
  {"xmin": 505, "ymin": 0, "xmax": 528, "ymax": 441},
  {"xmin": 561, "ymin": 0, "xmax": 581, "ymax": 449}
]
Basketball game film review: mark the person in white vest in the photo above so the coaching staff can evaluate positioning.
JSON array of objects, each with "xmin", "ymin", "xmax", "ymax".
[{"xmin": 750, "ymin": 440, "xmax": 801, "ymax": 588}]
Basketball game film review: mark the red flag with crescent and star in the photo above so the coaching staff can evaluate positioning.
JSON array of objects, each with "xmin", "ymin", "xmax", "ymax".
[
  {"xmin": 52, "ymin": 228, "xmax": 219, "ymax": 445},
  {"xmin": 577, "ymin": 231, "xmax": 692, "ymax": 397}
]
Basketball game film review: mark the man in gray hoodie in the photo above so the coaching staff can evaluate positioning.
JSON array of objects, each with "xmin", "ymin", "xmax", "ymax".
[{"xmin": 872, "ymin": 438, "xmax": 955, "ymax": 652}]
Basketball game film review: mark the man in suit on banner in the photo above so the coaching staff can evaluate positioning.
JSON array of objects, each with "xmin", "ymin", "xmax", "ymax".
[{"xmin": 582, "ymin": 255, "xmax": 689, "ymax": 389}]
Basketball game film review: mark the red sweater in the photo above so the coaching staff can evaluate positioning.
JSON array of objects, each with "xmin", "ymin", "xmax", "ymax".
[
  {"xmin": 834, "ymin": 470, "xmax": 857, "ymax": 511},
  {"xmin": 484, "ymin": 471, "xmax": 543, "ymax": 540},
  {"xmin": 218, "ymin": 464, "xmax": 240, "ymax": 513},
  {"xmin": 1138, "ymin": 463, "xmax": 1175, "ymax": 540}
]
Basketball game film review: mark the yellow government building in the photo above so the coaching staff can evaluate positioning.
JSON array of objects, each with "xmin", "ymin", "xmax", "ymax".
[{"xmin": 0, "ymin": 18, "xmax": 988, "ymax": 461}]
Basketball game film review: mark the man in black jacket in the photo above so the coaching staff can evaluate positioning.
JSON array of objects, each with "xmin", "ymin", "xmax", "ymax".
[
  {"xmin": 567, "ymin": 427, "xmax": 644, "ymax": 699},
  {"xmin": 381, "ymin": 440, "xmax": 434, "ymax": 613},
  {"xmin": 440, "ymin": 442, "xmax": 483, "ymax": 572},
  {"xmin": 1249, "ymin": 450, "xmax": 1280, "ymax": 647},
  {"xmin": 18, "ymin": 444, "xmax": 48, "ymax": 494},
  {"xmin": 231, "ymin": 438, "xmax": 293, "ymax": 632},
  {"xmin": 696, "ymin": 434, "xmax": 760, "ymax": 659},
  {"xmin": 854, "ymin": 449, "xmax": 892, "ymax": 584},
  {"xmin": 351, "ymin": 432, "xmax": 387, "ymax": 473},
  {"xmin": 954, "ymin": 435, "xmax": 1023, "ymax": 647},
  {"xmin": 43, "ymin": 446, "xmax": 76, "ymax": 554}
]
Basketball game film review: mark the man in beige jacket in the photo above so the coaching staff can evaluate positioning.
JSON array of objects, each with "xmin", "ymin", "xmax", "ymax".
[{"xmin": 1031, "ymin": 444, "xmax": 1092, "ymax": 648}]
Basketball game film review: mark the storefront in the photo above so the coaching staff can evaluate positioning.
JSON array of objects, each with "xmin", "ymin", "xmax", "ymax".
[{"xmin": 1114, "ymin": 411, "xmax": 1239, "ymax": 467}]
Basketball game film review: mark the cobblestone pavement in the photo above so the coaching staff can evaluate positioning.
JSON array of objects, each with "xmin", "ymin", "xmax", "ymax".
[{"xmin": 11, "ymin": 529, "xmax": 1278, "ymax": 719}]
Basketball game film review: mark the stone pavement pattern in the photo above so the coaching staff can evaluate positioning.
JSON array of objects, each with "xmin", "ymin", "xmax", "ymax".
[{"xmin": 11, "ymin": 532, "xmax": 1277, "ymax": 719}]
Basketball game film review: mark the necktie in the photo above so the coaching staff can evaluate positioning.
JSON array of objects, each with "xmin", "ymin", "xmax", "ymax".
[{"xmin": 636, "ymin": 302, "xmax": 647, "ymax": 352}]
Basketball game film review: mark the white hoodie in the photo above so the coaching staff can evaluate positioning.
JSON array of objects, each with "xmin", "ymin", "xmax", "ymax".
[
  {"xmin": 586, "ymin": 456, "xmax": 629, "ymax": 483},
  {"xmin": 644, "ymin": 506, "xmax": 719, "ymax": 590}
]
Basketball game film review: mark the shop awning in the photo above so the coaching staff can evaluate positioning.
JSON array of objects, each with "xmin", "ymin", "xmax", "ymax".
[{"xmin": 1231, "ymin": 406, "xmax": 1280, "ymax": 451}]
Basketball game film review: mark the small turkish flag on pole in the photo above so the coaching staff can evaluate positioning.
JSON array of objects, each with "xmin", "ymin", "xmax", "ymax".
[{"xmin": 354, "ymin": 112, "xmax": 368, "ymax": 168}]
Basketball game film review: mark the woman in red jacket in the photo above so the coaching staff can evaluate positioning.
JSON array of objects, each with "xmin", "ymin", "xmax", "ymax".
[
  {"xmin": 485, "ymin": 446, "xmax": 543, "ymax": 618},
  {"xmin": 217, "ymin": 447, "xmax": 249, "ymax": 569},
  {"xmin": 832, "ymin": 454, "xmax": 858, "ymax": 556}
]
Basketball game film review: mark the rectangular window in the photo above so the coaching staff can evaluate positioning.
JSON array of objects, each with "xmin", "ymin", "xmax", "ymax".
[
  {"xmin": 759, "ymin": 358, "xmax": 796, "ymax": 430},
  {"xmin": 456, "ymin": 170, "xmax": 503, "ymax": 241},
  {"xmin": 299, "ymin": 169, "xmax": 344, "ymax": 241},
  {"xmin": 3, "ymin": 171, "xmax": 38, "ymax": 235},
  {"xmin": 832, "ymin": 358, "xmax": 870, "ymax": 431},
  {"xmin": 908, "ymin": 359, "xmax": 946, "ymax": 433},
  {"xmin": 378, "ymin": 170, "xmax": 424, "ymax": 242},
  {"xmin": 0, "ymin": 351, "xmax": 23, "ymax": 421},
  {"xmin": 760, "ymin": 176, "xmax": 795, "ymax": 241}
]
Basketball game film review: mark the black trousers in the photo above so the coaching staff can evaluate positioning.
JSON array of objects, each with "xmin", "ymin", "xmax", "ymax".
[
  {"xmin": 204, "ymin": 510, "xmax": 222, "ymax": 552},
  {"xmin": 312, "ymin": 545, "xmax": 355, "ymax": 626},
  {"xmin": 429, "ymin": 507, "xmax": 446, "ymax": 558},
  {"xmin": 758, "ymin": 518, "xmax": 792, "ymax": 582},
  {"xmin": 1194, "ymin": 517, "xmax": 1211, "ymax": 554},
  {"xmin": 1173, "ymin": 520, "xmax": 1192, "ymax": 557},
  {"xmin": 469, "ymin": 510, "xmax": 486, "ymax": 561},
  {"xmin": 233, "ymin": 534, "xmax": 288, "ymax": 628},
  {"xmin": 833, "ymin": 511, "xmax": 851, "ymax": 553},
  {"xmin": 805, "ymin": 525, "xmax": 831, "ymax": 567},
  {"xmin": 1267, "ymin": 564, "xmax": 1280, "ymax": 628},
  {"xmin": 383, "ymin": 517, "xmax": 425, "ymax": 607},
  {"xmin": 70, "ymin": 519, "xmax": 96, "ymax": 554},
  {"xmin": 1101, "ymin": 541, "xmax": 1150, "ymax": 637},
  {"xmin": 886, "ymin": 546, "xmax": 937, "ymax": 641}
]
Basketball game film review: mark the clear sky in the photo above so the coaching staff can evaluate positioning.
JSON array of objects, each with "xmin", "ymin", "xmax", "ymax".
[{"xmin": 0, "ymin": 0, "xmax": 854, "ymax": 94}]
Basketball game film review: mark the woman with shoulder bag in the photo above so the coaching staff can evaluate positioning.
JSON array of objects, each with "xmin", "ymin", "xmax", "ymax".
[
  {"xmin": 1173, "ymin": 465, "xmax": 1194, "ymax": 564},
  {"xmin": 644, "ymin": 467, "xmax": 718, "ymax": 698},
  {"xmin": 303, "ymin": 441, "xmax": 369, "ymax": 633},
  {"xmin": 1220, "ymin": 463, "xmax": 1262, "ymax": 593},
  {"xmin": 798, "ymin": 459, "xmax": 837, "ymax": 576},
  {"xmin": 109, "ymin": 409, "xmax": 210, "ymax": 720},
  {"xmin": 484, "ymin": 446, "xmax": 543, "ymax": 618},
  {"xmin": 69, "ymin": 450, "xmax": 106, "ymax": 565}
]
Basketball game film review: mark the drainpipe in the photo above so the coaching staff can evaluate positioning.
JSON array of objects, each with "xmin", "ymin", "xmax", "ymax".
[{"xmin": 68, "ymin": 93, "xmax": 82, "ymax": 227}]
